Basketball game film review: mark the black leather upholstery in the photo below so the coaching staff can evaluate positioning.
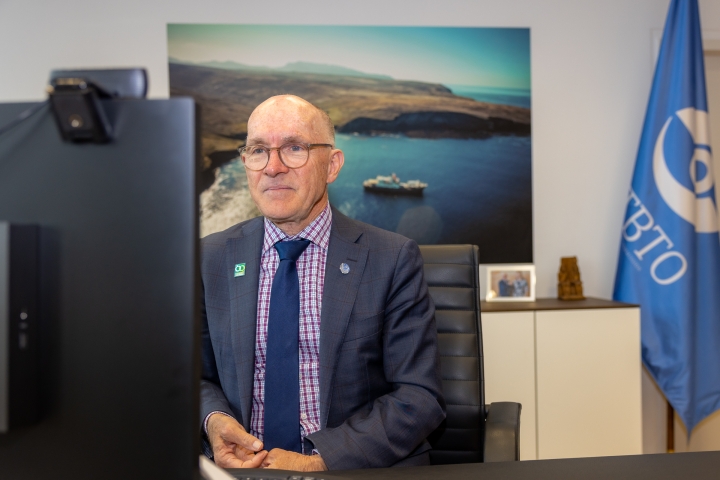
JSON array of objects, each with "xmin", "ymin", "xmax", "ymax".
[
  {"xmin": 420, "ymin": 244, "xmax": 521, "ymax": 464},
  {"xmin": 484, "ymin": 402, "xmax": 522, "ymax": 462}
]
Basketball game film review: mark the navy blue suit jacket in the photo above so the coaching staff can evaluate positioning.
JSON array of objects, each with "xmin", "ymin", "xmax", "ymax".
[{"xmin": 200, "ymin": 207, "xmax": 445, "ymax": 469}]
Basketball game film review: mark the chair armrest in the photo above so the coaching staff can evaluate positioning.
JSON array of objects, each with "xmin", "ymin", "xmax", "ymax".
[{"xmin": 483, "ymin": 402, "xmax": 522, "ymax": 462}]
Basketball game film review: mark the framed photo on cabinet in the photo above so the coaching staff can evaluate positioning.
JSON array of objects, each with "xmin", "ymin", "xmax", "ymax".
[{"xmin": 486, "ymin": 264, "xmax": 535, "ymax": 302}]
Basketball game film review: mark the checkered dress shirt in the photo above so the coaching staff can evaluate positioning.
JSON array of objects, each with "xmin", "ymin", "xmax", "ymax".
[{"xmin": 250, "ymin": 203, "xmax": 332, "ymax": 449}]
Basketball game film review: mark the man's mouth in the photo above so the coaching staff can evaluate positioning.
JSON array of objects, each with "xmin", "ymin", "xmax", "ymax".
[{"xmin": 264, "ymin": 185, "xmax": 293, "ymax": 192}]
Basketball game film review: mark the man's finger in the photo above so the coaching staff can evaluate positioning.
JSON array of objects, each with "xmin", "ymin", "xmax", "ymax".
[
  {"xmin": 223, "ymin": 425, "xmax": 263, "ymax": 452},
  {"xmin": 233, "ymin": 444, "xmax": 259, "ymax": 462},
  {"xmin": 244, "ymin": 450, "xmax": 268, "ymax": 468},
  {"xmin": 209, "ymin": 415, "xmax": 263, "ymax": 452},
  {"xmin": 214, "ymin": 454, "xmax": 247, "ymax": 469},
  {"xmin": 261, "ymin": 449, "xmax": 276, "ymax": 468}
]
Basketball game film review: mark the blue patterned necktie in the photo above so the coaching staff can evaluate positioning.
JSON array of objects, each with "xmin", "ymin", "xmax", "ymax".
[{"xmin": 264, "ymin": 239, "xmax": 310, "ymax": 453}]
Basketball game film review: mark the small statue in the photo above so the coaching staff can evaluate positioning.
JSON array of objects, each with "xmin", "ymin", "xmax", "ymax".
[{"xmin": 558, "ymin": 256, "xmax": 585, "ymax": 300}]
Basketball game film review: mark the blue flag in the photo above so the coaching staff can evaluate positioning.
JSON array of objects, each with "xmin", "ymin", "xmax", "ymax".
[{"xmin": 613, "ymin": 0, "xmax": 720, "ymax": 434}]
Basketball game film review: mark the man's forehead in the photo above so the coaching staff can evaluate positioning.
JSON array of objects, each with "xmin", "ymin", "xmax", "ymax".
[
  {"xmin": 246, "ymin": 133, "xmax": 307, "ymax": 144},
  {"xmin": 248, "ymin": 104, "xmax": 323, "ymax": 139},
  {"xmin": 247, "ymin": 116, "xmax": 316, "ymax": 139},
  {"xmin": 253, "ymin": 96, "xmax": 315, "ymax": 119},
  {"xmin": 251, "ymin": 108, "xmax": 313, "ymax": 128}
]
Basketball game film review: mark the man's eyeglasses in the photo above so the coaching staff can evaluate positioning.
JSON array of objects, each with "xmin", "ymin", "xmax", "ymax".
[{"xmin": 239, "ymin": 143, "xmax": 333, "ymax": 171}]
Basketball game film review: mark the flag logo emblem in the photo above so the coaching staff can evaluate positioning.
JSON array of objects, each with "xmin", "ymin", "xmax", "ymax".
[
  {"xmin": 234, "ymin": 263, "xmax": 246, "ymax": 277},
  {"xmin": 652, "ymin": 107, "xmax": 717, "ymax": 232}
]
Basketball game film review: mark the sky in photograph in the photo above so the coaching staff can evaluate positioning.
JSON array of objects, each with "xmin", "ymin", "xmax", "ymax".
[{"xmin": 167, "ymin": 25, "xmax": 530, "ymax": 89}]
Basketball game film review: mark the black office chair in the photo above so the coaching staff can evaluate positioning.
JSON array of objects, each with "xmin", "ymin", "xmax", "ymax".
[{"xmin": 420, "ymin": 244, "xmax": 521, "ymax": 464}]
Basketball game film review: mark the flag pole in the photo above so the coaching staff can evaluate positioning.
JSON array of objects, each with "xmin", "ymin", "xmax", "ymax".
[{"xmin": 667, "ymin": 400, "xmax": 674, "ymax": 453}]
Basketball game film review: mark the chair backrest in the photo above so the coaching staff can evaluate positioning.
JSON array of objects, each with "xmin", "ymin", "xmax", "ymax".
[{"xmin": 420, "ymin": 244, "xmax": 485, "ymax": 465}]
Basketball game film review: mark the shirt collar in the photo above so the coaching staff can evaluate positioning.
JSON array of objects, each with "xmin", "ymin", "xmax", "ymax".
[{"xmin": 262, "ymin": 203, "xmax": 333, "ymax": 254}]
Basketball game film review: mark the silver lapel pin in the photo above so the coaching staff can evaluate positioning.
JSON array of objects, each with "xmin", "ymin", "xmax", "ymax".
[{"xmin": 340, "ymin": 263, "xmax": 350, "ymax": 274}]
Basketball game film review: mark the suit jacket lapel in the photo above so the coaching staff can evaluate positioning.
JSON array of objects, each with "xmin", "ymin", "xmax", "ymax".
[
  {"xmin": 319, "ymin": 209, "xmax": 368, "ymax": 428},
  {"xmin": 226, "ymin": 217, "xmax": 264, "ymax": 428}
]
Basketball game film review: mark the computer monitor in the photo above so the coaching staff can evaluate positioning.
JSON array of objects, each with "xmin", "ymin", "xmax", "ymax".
[{"xmin": 0, "ymin": 95, "xmax": 200, "ymax": 479}]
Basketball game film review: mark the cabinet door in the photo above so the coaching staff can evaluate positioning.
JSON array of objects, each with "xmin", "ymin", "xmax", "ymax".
[
  {"xmin": 482, "ymin": 311, "xmax": 537, "ymax": 460},
  {"xmin": 535, "ymin": 308, "xmax": 642, "ymax": 459}
]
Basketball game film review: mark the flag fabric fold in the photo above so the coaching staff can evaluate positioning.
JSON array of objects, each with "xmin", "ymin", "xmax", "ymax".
[{"xmin": 613, "ymin": 0, "xmax": 720, "ymax": 434}]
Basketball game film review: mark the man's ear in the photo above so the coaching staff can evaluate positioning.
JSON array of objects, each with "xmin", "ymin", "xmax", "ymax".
[{"xmin": 326, "ymin": 148, "xmax": 345, "ymax": 184}]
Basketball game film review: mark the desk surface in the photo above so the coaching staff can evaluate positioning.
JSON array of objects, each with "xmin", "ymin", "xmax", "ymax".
[{"xmin": 229, "ymin": 452, "xmax": 720, "ymax": 480}]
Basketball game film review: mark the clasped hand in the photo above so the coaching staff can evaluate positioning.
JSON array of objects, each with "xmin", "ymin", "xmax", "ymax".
[{"xmin": 207, "ymin": 413, "xmax": 327, "ymax": 471}]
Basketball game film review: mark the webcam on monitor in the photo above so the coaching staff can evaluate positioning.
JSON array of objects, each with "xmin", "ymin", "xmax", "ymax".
[{"xmin": 47, "ymin": 68, "xmax": 148, "ymax": 143}]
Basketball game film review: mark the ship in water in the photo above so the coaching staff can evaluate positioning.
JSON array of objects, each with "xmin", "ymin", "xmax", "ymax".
[{"xmin": 363, "ymin": 173, "xmax": 427, "ymax": 196}]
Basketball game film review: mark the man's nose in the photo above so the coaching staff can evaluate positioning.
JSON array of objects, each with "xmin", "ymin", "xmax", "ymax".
[{"xmin": 264, "ymin": 149, "xmax": 289, "ymax": 176}]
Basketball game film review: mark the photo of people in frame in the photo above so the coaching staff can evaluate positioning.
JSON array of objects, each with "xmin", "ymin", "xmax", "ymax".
[{"xmin": 486, "ymin": 266, "xmax": 535, "ymax": 301}]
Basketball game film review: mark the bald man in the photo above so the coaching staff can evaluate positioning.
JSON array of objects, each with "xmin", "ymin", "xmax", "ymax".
[{"xmin": 200, "ymin": 95, "xmax": 445, "ymax": 472}]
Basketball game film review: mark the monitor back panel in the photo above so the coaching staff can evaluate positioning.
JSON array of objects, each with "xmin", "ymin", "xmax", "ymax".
[{"xmin": 0, "ymin": 99, "xmax": 200, "ymax": 480}]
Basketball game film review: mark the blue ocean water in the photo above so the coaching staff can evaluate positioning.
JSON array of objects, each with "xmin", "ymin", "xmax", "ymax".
[
  {"xmin": 448, "ymin": 85, "xmax": 531, "ymax": 109},
  {"xmin": 328, "ymin": 134, "xmax": 532, "ymax": 263}
]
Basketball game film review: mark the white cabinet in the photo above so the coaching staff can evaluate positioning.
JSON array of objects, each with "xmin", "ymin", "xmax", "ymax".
[
  {"xmin": 482, "ymin": 298, "xmax": 642, "ymax": 460},
  {"xmin": 482, "ymin": 311, "xmax": 537, "ymax": 460}
]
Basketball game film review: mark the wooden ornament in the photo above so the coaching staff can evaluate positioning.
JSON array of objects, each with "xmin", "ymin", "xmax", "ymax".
[{"xmin": 558, "ymin": 256, "xmax": 585, "ymax": 300}]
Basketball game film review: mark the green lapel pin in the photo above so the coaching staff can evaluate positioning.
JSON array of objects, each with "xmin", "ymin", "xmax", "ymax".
[{"xmin": 234, "ymin": 263, "xmax": 246, "ymax": 277}]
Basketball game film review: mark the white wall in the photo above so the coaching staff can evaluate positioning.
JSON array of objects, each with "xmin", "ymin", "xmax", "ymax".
[{"xmin": 1, "ymin": 0, "xmax": 718, "ymax": 299}]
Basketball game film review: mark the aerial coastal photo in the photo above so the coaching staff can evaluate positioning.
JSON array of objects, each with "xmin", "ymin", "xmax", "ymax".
[{"xmin": 168, "ymin": 25, "xmax": 532, "ymax": 263}]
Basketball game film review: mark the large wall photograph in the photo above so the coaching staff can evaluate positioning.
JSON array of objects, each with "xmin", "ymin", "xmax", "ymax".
[{"xmin": 168, "ymin": 25, "xmax": 532, "ymax": 263}]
